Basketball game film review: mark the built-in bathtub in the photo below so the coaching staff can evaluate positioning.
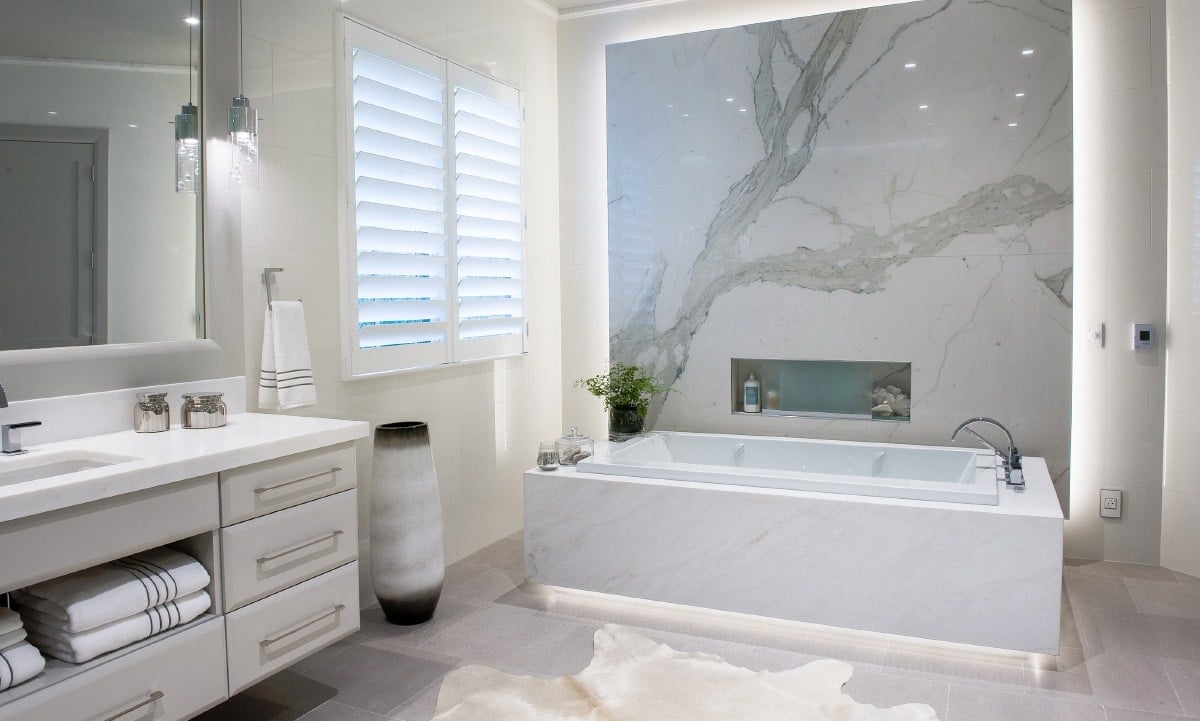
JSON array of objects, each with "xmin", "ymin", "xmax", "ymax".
[
  {"xmin": 576, "ymin": 432, "xmax": 999, "ymax": 505},
  {"xmin": 525, "ymin": 431, "xmax": 1064, "ymax": 654}
]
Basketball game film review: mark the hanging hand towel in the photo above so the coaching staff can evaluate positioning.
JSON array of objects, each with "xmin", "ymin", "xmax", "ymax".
[
  {"xmin": 0, "ymin": 642, "xmax": 45, "ymax": 691},
  {"xmin": 25, "ymin": 590, "xmax": 211, "ymax": 664},
  {"xmin": 0, "ymin": 608, "xmax": 22, "ymax": 637},
  {"xmin": 10, "ymin": 547, "xmax": 210, "ymax": 634},
  {"xmin": 259, "ymin": 300, "xmax": 316, "ymax": 411}
]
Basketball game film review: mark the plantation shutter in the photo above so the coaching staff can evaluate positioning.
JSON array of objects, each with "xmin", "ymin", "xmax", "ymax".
[
  {"xmin": 450, "ymin": 67, "xmax": 525, "ymax": 361},
  {"xmin": 340, "ymin": 19, "xmax": 525, "ymax": 377},
  {"xmin": 347, "ymin": 28, "xmax": 449, "ymax": 373}
]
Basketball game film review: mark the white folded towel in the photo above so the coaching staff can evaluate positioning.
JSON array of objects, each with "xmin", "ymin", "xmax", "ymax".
[
  {"xmin": 0, "ymin": 627, "xmax": 28, "ymax": 649},
  {"xmin": 0, "ymin": 608, "xmax": 22, "ymax": 636},
  {"xmin": 0, "ymin": 642, "xmax": 45, "ymax": 691},
  {"xmin": 11, "ymin": 547, "xmax": 209, "ymax": 634},
  {"xmin": 259, "ymin": 301, "xmax": 316, "ymax": 411},
  {"xmin": 25, "ymin": 590, "xmax": 210, "ymax": 664}
]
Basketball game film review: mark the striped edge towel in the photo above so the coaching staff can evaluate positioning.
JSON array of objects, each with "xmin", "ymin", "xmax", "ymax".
[
  {"xmin": 259, "ymin": 300, "xmax": 316, "ymax": 411},
  {"xmin": 0, "ymin": 642, "xmax": 45, "ymax": 691},
  {"xmin": 25, "ymin": 590, "xmax": 210, "ymax": 664},
  {"xmin": 11, "ymin": 547, "xmax": 209, "ymax": 634},
  {"xmin": 0, "ymin": 608, "xmax": 21, "ymax": 637}
]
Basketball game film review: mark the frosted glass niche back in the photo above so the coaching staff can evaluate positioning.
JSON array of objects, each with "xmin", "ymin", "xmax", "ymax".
[{"xmin": 605, "ymin": 0, "xmax": 1072, "ymax": 493}]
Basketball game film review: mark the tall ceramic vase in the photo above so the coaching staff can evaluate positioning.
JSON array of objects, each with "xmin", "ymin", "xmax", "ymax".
[{"xmin": 370, "ymin": 421, "xmax": 445, "ymax": 625}]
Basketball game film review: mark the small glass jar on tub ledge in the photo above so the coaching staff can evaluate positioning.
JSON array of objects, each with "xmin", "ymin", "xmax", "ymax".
[
  {"xmin": 537, "ymin": 442, "xmax": 559, "ymax": 471},
  {"xmin": 181, "ymin": 392, "xmax": 227, "ymax": 429},
  {"xmin": 555, "ymin": 427, "xmax": 594, "ymax": 466}
]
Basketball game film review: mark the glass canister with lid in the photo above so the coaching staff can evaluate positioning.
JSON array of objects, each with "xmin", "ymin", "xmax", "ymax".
[
  {"xmin": 555, "ymin": 427, "xmax": 594, "ymax": 466},
  {"xmin": 181, "ymin": 392, "xmax": 228, "ymax": 429}
]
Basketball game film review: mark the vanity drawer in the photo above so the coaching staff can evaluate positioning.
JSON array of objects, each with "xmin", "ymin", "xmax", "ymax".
[
  {"xmin": 220, "ymin": 444, "xmax": 356, "ymax": 524},
  {"xmin": 0, "ymin": 476, "xmax": 218, "ymax": 591},
  {"xmin": 225, "ymin": 562, "xmax": 359, "ymax": 694},
  {"xmin": 0, "ymin": 617, "xmax": 226, "ymax": 721},
  {"xmin": 221, "ymin": 490, "xmax": 358, "ymax": 611}
]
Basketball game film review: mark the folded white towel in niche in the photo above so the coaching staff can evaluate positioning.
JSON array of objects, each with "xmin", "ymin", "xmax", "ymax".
[
  {"xmin": 0, "ymin": 607, "xmax": 22, "ymax": 637},
  {"xmin": 259, "ymin": 300, "xmax": 316, "ymax": 411},
  {"xmin": 0, "ymin": 627, "xmax": 28, "ymax": 649},
  {"xmin": 0, "ymin": 641, "xmax": 45, "ymax": 691},
  {"xmin": 11, "ymin": 547, "xmax": 209, "ymax": 634},
  {"xmin": 25, "ymin": 590, "xmax": 210, "ymax": 664}
]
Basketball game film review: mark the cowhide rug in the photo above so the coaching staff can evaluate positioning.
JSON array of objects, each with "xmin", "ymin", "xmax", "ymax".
[{"xmin": 432, "ymin": 624, "xmax": 938, "ymax": 720}]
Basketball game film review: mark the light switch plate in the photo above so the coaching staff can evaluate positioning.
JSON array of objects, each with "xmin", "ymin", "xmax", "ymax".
[
  {"xmin": 1133, "ymin": 323, "xmax": 1153, "ymax": 351},
  {"xmin": 1100, "ymin": 489, "xmax": 1122, "ymax": 518},
  {"xmin": 1086, "ymin": 323, "xmax": 1105, "ymax": 349}
]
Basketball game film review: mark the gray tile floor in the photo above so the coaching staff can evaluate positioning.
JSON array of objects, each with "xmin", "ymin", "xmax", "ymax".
[{"xmin": 197, "ymin": 536, "xmax": 1200, "ymax": 721}]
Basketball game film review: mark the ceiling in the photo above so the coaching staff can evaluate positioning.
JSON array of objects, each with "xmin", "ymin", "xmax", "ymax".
[{"xmin": 0, "ymin": 0, "xmax": 195, "ymax": 67}]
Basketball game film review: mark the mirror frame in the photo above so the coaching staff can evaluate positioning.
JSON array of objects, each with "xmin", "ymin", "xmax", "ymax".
[{"xmin": 0, "ymin": 0, "xmax": 245, "ymax": 401}]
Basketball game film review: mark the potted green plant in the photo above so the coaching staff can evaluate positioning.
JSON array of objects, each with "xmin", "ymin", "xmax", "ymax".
[{"xmin": 576, "ymin": 363, "xmax": 671, "ymax": 440}]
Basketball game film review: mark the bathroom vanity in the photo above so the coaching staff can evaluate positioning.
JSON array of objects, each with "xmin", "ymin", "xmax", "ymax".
[{"xmin": 0, "ymin": 412, "xmax": 368, "ymax": 721}]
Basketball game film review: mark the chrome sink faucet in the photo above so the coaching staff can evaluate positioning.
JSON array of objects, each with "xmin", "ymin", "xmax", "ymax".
[
  {"xmin": 0, "ymin": 382, "xmax": 43, "ymax": 455},
  {"xmin": 951, "ymin": 417, "xmax": 1023, "ymax": 488}
]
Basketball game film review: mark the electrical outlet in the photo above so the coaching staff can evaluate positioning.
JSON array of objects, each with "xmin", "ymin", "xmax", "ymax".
[{"xmin": 1100, "ymin": 489, "xmax": 1123, "ymax": 519}]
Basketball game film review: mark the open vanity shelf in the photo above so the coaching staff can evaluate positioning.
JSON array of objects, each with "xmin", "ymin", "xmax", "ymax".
[{"xmin": 0, "ymin": 414, "xmax": 368, "ymax": 721}]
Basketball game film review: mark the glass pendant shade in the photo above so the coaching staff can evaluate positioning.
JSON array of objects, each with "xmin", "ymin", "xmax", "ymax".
[
  {"xmin": 228, "ymin": 95, "xmax": 259, "ymax": 188},
  {"xmin": 174, "ymin": 103, "xmax": 201, "ymax": 194}
]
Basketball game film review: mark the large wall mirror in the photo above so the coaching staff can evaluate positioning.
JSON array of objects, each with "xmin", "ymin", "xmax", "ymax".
[{"xmin": 0, "ymin": 0, "xmax": 204, "ymax": 351}]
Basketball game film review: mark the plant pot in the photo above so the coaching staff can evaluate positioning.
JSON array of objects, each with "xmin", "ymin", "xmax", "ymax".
[
  {"xmin": 608, "ymin": 405, "xmax": 646, "ymax": 440},
  {"xmin": 369, "ymin": 421, "xmax": 445, "ymax": 625}
]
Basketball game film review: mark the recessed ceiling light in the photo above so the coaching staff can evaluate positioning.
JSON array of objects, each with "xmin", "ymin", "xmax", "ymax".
[
  {"xmin": 739, "ymin": 108, "xmax": 748, "ymax": 112},
  {"xmin": 725, "ymin": 97, "xmax": 734, "ymax": 102},
  {"xmin": 46, "ymin": 111, "xmax": 58, "ymax": 115},
  {"xmin": 682, "ymin": 113, "xmax": 691, "ymax": 118},
  {"xmin": 1014, "ymin": 92, "xmax": 1026, "ymax": 98},
  {"xmin": 1008, "ymin": 122, "xmax": 1019, "ymax": 127},
  {"xmin": 128, "ymin": 124, "xmax": 139, "ymax": 128},
  {"xmin": 666, "ymin": 104, "xmax": 674, "ymax": 109},
  {"xmin": 904, "ymin": 62, "xmax": 917, "ymax": 69},
  {"xmin": 918, "ymin": 104, "xmax": 929, "ymax": 110},
  {"xmin": 1021, "ymin": 48, "xmax": 1034, "ymax": 56},
  {"xmin": 184, "ymin": 16, "xmax": 200, "ymax": 25}
]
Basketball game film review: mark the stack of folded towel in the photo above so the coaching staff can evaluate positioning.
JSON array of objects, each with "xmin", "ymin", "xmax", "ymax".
[
  {"xmin": 12, "ymin": 547, "xmax": 211, "ymax": 664},
  {"xmin": 0, "ymin": 607, "xmax": 45, "ymax": 692}
]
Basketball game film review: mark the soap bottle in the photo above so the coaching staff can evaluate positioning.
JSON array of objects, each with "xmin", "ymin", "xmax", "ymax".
[{"xmin": 743, "ymin": 373, "xmax": 761, "ymax": 413}]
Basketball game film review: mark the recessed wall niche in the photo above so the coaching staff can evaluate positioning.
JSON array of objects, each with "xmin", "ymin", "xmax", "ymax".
[{"xmin": 731, "ymin": 359, "xmax": 912, "ymax": 421}]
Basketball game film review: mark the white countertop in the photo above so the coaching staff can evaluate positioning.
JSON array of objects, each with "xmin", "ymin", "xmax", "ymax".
[{"xmin": 0, "ymin": 413, "xmax": 369, "ymax": 524}]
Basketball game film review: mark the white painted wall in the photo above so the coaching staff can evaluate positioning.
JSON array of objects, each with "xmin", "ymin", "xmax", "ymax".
[
  {"xmin": 1161, "ymin": 0, "xmax": 1200, "ymax": 577},
  {"xmin": 1068, "ymin": 0, "xmax": 1167, "ymax": 564},
  {"xmin": 560, "ymin": 0, "xmax": 1171, "ymax": 563},
  {"xmin": 0, "ymin": 61, "xmax": 199, "ymax": 345},
  {"xmin": 238, "ymin": 0, "xmax": 561, "ymax": 585}
]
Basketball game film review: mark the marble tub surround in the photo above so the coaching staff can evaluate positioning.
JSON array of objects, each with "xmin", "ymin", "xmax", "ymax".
[
  {"xmin": 0, "ymin": 413, "xmax": 367, "ymax": 523},
  {"xmin": 606, "ymin": 0, "xmax": 1072, "ymax": 503},
  {"xmin": 525, "ymin": 454, "xmax": 1063, "ymax": 653}
]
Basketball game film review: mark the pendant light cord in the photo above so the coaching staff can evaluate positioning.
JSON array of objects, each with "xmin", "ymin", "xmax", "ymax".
[
  {"xmin": 188, "ymin": 0, "xmax": 195, "ymax": 104},
  {"xmin": 237, "ymin": 0, "xmax": 244, "ymax": 95}
]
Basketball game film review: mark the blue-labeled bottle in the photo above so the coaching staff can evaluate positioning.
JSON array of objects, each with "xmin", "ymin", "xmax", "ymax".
[{"xmin": 743, "ymin": 373, "xmax": 761, "ymax": 413}]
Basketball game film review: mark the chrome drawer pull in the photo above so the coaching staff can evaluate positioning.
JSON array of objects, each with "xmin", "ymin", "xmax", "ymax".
[
  {"xmin": 254, "ymin": 467, "xmax": 342, "ymax": 495},
  {"xmin": 260, "ymin": 604, "xmax": 346, "ymax": 648},
  {"xmin": 257, "ymin": 530, "xmax": 345, "ymax": 563},
  {"xmin": 100, "ymin": 690, "xmax": 164, "ymax": 721}
]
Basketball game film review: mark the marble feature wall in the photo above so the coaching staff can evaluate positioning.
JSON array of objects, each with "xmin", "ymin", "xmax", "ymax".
[{"xmin": 605, "ymin": 0, "xmax": 1073, "ymax": 499}]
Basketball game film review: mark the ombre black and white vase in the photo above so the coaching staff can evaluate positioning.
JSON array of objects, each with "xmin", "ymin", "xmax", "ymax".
[{"xmin": 369, "ymin": 421, "xmax": 445, "ymax": 625}]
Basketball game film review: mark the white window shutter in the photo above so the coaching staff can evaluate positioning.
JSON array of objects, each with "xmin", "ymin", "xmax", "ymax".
[{"xmin": 450, "ymin": 67, "xmax": 525, "ymax": 362}]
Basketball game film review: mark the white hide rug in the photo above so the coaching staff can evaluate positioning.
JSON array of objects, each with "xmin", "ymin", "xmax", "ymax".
[{"xmin": 432, "ymin": 625, "xmax": 939, "ymax": 720}]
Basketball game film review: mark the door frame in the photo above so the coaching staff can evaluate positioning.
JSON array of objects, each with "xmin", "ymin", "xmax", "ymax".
[{"xmin": 0, "ymin": 123, "xmax": 109, "ymax": 345}]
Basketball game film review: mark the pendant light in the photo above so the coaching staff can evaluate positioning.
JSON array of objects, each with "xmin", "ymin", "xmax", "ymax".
[
  {"xmin": 228, "ymin": 0, "xmax": 259, "ymax": 188},
  {"xmin": 175, "ymin": 1, "xmax": 200, "ymax": 194}
]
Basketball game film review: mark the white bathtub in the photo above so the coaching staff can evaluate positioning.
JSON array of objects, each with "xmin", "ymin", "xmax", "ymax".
[
  {"xmin": 526, "ymin": 431, "xmax": 1065, "ymax": 653},
  {"xmin": 576, "ymin": 432, "xmax": 999, "ymax": 505}
]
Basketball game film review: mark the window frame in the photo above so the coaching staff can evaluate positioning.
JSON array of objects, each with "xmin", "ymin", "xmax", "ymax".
[{"xmin": 336, "ymin": 16, "xmax": 526, "ymax": 379}]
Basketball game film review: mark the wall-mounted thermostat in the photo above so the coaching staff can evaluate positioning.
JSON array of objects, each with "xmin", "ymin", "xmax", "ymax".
[{"xmin": 1132, "ymin": 323, "xmax": 1153, "ymax": 351}]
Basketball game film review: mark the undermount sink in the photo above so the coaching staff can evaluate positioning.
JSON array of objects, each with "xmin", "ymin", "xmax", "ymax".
[{"xmin": 0, "ymin": 450, "xmax": 138, "ymax": 487}]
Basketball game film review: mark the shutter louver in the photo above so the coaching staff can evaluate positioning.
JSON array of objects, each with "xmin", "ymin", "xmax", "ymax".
[
  {"xmin": 452, "ymin": 85, "xmax": 524, "ymax": 354},
  {"xmin": 351, "ymin": 47, "xmax": 448, "ymax": 357}
]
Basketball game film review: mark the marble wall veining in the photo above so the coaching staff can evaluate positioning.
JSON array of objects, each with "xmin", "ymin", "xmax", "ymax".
[{"xmin": 603, "ymin": 0, "xmax": 1073, "ymax": 502}]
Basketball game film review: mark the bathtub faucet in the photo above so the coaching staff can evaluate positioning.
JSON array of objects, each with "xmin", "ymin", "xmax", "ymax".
[{"xmin": 951, "ymin": 417, "xmax": 1023, "ymax": 489}]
